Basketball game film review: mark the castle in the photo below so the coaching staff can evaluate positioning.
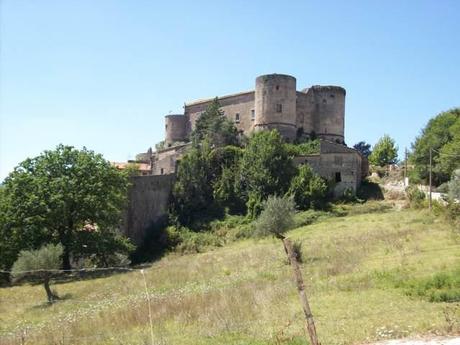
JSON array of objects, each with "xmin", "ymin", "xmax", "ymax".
[
  {"xmin": 164, "ymin": 73, "xmax": 345, "ymax": 147},
  {"xmin": 123, "ymin": 74, "xmax": 367, "ymax": 244}
]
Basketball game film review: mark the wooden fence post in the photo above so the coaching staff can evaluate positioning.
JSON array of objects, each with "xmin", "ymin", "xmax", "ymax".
[{"xmin": 282, "ymin": 237, "xmax": 320, "ymax": 345}]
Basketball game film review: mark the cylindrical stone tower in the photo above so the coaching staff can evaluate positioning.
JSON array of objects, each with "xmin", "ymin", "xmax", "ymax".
[
  {"xmin": 312, "ymin": 86, "xmax": 346, "ymax": 144},
  {"xmin": 254, "ymin": 74, "xmax": 297, "ymax": 140},
  {"xmin": 165, "ymin": 114, "xmax": 187, "ymax": 147}
]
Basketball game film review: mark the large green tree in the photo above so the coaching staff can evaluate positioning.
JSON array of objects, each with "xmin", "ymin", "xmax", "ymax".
[
  {"xmin": 369, "ymin": 135, "xmax": 398, "ymax": 167},
  {"xmin": 238, "ymin": 130, "xmax": 296, "ymax": 218},
  {"xmin": 288, "ymin": 164, "xmax": 328, "ymax": 210},
  {"xmin": 410, "ymin": 108, "xmax": 460, "ymax": 185},
  {"xmin": 171, "ymin": 141, "xmax": 215, "ymax": 225},
  {"xmin": 191, "ymin": 97, "xmax": 239, "ymax": 147},
  {"xmin": 1, "ymin": 145, "xmax": 133, "ymax": 271}
]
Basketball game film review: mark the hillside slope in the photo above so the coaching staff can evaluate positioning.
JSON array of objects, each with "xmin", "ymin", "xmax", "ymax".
[{"xmin": 1, "ymin": 202, "xmax": 459, "ymax": 345}]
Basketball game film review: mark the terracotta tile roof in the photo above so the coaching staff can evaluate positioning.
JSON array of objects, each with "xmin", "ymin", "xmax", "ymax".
[{"xmin": 111, "ymin": 162, "xmax": 151, "ymax": 172}]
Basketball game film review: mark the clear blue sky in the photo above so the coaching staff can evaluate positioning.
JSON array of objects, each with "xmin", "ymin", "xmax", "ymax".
[{"xmin": 1, "ymin": 0, "xmax": 459, "ymax": 180}]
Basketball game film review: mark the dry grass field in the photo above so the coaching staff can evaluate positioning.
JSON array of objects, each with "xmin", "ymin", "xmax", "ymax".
[{"xmin": 1, "ymin": 201, "xmax": 459, "ymax": 345}]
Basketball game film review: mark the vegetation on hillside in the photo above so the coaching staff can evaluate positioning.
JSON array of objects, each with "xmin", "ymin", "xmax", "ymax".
[
  {"xmin": 1, "ymin": 202, "xmax": 458, "ymax": 345},
  {"xmin": 171, "ymin": 99, "xmax": 328, "ymax": 229}
]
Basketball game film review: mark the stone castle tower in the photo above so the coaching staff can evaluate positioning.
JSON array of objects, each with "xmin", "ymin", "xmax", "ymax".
[{"xmin": 164, "ymin": 73, "xmax": 346, "ymax": 146}]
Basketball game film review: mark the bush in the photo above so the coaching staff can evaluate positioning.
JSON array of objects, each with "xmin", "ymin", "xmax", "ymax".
[
  {"xmin": 436, "ymin": 182, "xmax": 450, "ymax": 194},
  {"xmin": 406, "ymin": 185, "xmax": 426, "ymax": 208},
  {"xmin": 445, "ymin": 201, "xmax": 460, "ymax": 230},
  {"xmin": 293, "ymin": 209, "xmax": 328, "ymax": 228},
  {"xmin": 405, "ymin": 269, "xmax": 460, "ymax": 303},
  {"xmin": 165, "ymin": 215, "xmax": 255, "ymax": 254},
  {"xmin": 254, "ymin": 195, "xmax": 296, "ymax": 238}
]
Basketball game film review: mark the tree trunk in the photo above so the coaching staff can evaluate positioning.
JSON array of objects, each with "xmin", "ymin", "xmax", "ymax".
[
  {"xmin": 43, "ymin": 275, "xmax": 55, "ymax": 303},
  {"xmin": 62, "ymin": 247, "xmax": 71, "ymax": 271},
  {"xmin": 282, "ymin": 237, "xmax": 320, "ymax": 345}
]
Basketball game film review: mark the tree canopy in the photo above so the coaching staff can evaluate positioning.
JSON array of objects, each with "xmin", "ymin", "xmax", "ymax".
[
  {"xmin": 353, "ymin": 141, "xmax": 372, "ymax": 158},
  {"xmin": 0, "ymin": 145, "xmax": 133, "ymax": 271},
  {"xmin": 191, "ymin": 97, "xmax": 239, "ymax": 147},
  {"xmin": 288, "ymin": 164, "xmax": 328, "ymax": 210},
  {"xmin": 254, "ymin": 195, "xmax": 295, "ymax": 238},
  {"xmin": 239, "ymin": 130, "xmax": 296, "ymax": 217},
  {"xmin": 369, "ymin": 135, "xmax": 398, "ymax": 167},
  {"xmin": 410, "ymin": 108, "xmax": 460, "ymax": 185}
]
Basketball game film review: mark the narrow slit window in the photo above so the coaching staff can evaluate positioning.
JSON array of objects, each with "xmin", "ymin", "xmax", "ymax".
[
  {"xmin": 235, "ymin": 113, "xmax": 240, "ymax": 123},
  {"xmin": 276, "ymin": 104, "xmax": 282, "ymax": 113},
  {"xmin": 251, "ymin": 110, "xmax": 255, "ymax": 120},
  {"xmin": 335, "ymin": 172, "xmax": 342, "ymax": 183}
]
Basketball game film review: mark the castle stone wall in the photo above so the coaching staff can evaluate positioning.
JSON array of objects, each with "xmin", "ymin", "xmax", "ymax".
[
  {"xmin": 311, "ymin": 86, "xmax": 345, "ymax": 143},
  {"xmin": 185, "ymin": 91, "xmax": 255, "ymax": 134},
  {"xmin": 296, "ymin": 91, "xmax": 316, "ymax": 137},
  {"xmin": 254, "ymin": 74, "xmax": 297, "ymax": 140},
  {"xmin": 165, "ymin": 114, "xmax": 188, "ymax": 146},
  {"xmin": 123, "ymin": 174, "xmax": 174, "ymax": 245}
]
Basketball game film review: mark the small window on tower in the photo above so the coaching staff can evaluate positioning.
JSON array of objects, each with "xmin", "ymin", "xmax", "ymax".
[
  {"xmin": 165, "ymin": 124, "xmax": 168, "ymax": 130},
  {"xmin": 335, "ymin": 172, "xmax": 342, "ymax": 182},
  {"xmin": 276, "ymin": 85, "xmax": 279, "ymax": 90},
  {"xmin": 251, "ymin": 109, "xmax": 255, "ymax": 120},
  {"xmin": 161, "ymin": 168, "xmax": 164, "ymax": 175},
  {"xmin": 235, "ymin": 113, "xmax": 240, "ymax": 123},
  {"xmin": 276, "ymin": 104, "xmax": 282, "ymax": 113}
]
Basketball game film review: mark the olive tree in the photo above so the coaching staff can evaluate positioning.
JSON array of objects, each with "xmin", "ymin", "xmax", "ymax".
[
  {"xmin": 12, "ymin": 244, "xmax": 63, "ymax": 303},
  {"xmin": 254, "ymin": 195, "xmax": 320, "ymax": 345}
]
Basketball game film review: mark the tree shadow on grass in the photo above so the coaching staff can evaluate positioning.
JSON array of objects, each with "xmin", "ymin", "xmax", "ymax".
[{"xmin": 29, "ymin": 293, "xmax": 74, "ymax": 310}]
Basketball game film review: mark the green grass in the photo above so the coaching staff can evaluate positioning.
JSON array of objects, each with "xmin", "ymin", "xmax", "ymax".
[{"xmin": 0, "ymin": 201, "xmax": 459, "ymax": 345}]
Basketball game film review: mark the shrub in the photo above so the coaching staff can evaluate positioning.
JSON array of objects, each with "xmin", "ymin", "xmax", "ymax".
[
  {"xmin": 293, "ymin": 209, "xmax": 328, "ymax": 228},
  {"xmin": 254, "ymin": 195, "xmax": 296, "ymax": 238},
  {"xmin": 445, "ymin": 201, "xmax": 460, "ymax": 230},
  {"xmin": 12, "ymin": 244, "xmax": 63, "ymax": 303},
  {"xmin": 406, "ymin": 185, "xmax": 426, "ymax": 208},
  {"xmin": 448, "ymin": 169, "xmax": 460, "ymax": 200},
  {"xmin": 405, "ymin": 269, "xmax": 460, "ymax": 303}
]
